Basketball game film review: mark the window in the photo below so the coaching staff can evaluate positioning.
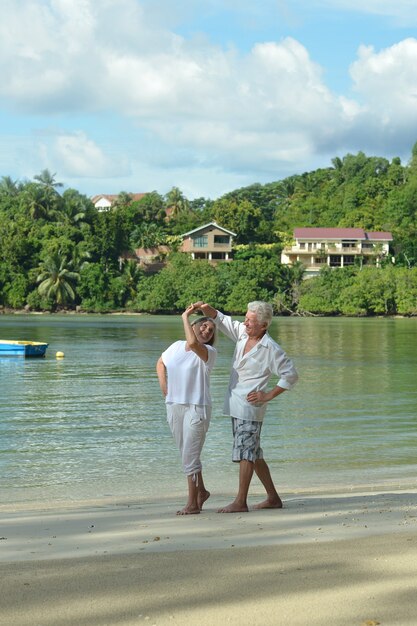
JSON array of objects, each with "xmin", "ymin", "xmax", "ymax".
[
  {"xmin": 329, "ymin": 255, "xmax": 341, "ymax": 267},
  {"xmin": 314, "ymin": 257, "xmax": 327, "ymax": 264},
  {"xmin": 193, "ymin": 235, "xmax": 208, "ymax": 248},
  {"xmin": 299, "ymin": 242, "xmax": 306, "ymax": 249},
  {"xmin": 214, "ymin": 235, "xmax": 229, "ymax": 245},
  {"xmin": 343, "ymin": 255, "xmax": 355, "ymax": 266}
]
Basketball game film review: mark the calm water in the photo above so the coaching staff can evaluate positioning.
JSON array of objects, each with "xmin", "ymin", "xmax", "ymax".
[{"xmin": 1, "ymin": 314, "xmax": 417, "ymax": 505}]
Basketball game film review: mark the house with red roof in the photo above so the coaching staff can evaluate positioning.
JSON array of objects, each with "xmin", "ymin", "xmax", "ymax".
[
  {"xmin": 281, "ymin": 227, "xmax": 393, "ymax": 277},
  {"xmin": 91, "ymin": 193, "xmax": 147, "ymax": 211}
]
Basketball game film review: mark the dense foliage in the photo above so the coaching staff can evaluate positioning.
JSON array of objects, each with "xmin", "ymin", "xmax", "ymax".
[{"xmin": 1, "ymin": 144, "xmax": 417, "ymax": 316}]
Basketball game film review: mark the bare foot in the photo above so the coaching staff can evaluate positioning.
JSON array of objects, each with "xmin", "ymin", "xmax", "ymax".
[
  {"xmin": 252, "ymin": 496, "xmax": 283, "ymax": 510},
  {"xmin": 176, "ymin": 505, "xmax": 200, "ymax": 515},
  {"xmin": 198, "ymin": 489, "xmax": 210, "ymax": 511},
  {"xmin": 217, "ymin": 501, "xmax": 249, "ymax": 513}
]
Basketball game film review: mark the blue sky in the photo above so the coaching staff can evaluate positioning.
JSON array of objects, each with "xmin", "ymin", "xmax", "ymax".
[{"xmin": 1, "ymin": 0, "xmax": 417, "ymax": 200}]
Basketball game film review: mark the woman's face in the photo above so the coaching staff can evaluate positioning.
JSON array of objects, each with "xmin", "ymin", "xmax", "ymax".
[{"xmin": 193, "ymin": 320, "xmax": 215, "ymax": 344}]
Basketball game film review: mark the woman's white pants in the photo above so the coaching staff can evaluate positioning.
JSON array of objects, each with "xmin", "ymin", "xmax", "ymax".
[{"xmin": 166, "ymin": 403, "xmax": 211, "ymax": 476}]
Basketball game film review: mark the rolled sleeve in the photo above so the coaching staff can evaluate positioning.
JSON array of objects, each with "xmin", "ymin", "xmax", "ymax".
[
  {"xmin": 273, "ymin": 350, "xmax": 299, "ymax": 390},
  {"xmin": 276, "ymin": 354, "xmax": 298, "ymax": 389}
]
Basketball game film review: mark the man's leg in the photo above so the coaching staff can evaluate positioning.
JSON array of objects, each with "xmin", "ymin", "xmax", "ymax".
[
  {"xmin": 218, "ymin": 417, "xmax": 262, "ymax": 513},
  {"xmin": 252, "ymin": 458, "xmax": 283, "ymax": 509},
  {"xmin": 217, "ymin": 460, "xmax": 254, "ymax": 513}
]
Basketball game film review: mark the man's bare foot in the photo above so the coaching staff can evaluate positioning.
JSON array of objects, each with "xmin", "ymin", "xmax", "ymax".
[
  {"xmin": 252, "ymin": 496, "xmax": 283, "ymax": 510},
  {"xmin": 198, "ymin": 489, "xmax": 210, "ymax": 511},
  {"xmin": 217, "ymin": 501, "xmax": 249, "ymax": 513},
  {"xmin": 176, "ymin": 505, "xmax": 200, "ymax": 515}
]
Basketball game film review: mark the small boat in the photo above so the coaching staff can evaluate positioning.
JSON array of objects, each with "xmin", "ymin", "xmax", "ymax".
[{"xmin": 0, "ymin": 340, "xmax": 48, "ymax": 357}]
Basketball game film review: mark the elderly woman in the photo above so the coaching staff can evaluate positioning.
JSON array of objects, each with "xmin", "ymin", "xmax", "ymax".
[
  {"xmin": 195, "ymin": 300, "xmax": 298, "ymax": 513},
  {"xmin": 156, "ymin": 304, "xmax": 216, "ymax": 515}
]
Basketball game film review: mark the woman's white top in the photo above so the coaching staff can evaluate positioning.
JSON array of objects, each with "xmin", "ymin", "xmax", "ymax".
[{"xmin": 162, "ymin": 340, "xmax": 217, "ymax": 406}]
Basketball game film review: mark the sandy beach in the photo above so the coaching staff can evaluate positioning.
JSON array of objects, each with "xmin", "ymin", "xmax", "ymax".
[{"xmin": 1, "ymin": 489, "xmax": 417, "ymax": 626}]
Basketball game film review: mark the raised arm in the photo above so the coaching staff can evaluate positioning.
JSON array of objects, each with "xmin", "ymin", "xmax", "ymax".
[
  {"xmin": 194, "ymin": 301, "xmax": 217, "ymax": 319},
  {"xmin": 195, "ymin": 301, "xmax": 242, "ymax": 343},
  {"xmin": 182, "ymin": 304, "xmax": 209, "ymax": 362}
]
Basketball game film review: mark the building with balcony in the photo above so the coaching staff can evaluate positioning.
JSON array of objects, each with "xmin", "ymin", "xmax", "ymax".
[
  {"xmin": 281, "ymin": 227, "xmax": 393, "ymax": 277},
  {"xmin": 180, "ymin": 222, "xmax": 236, "ymax": 262}
]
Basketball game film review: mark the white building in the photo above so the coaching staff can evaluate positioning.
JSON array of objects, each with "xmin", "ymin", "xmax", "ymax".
[
  {"xmin": 91, "ymin": 193, "xmax": 147, "ymax": 211},
  {"xmin": 281, "ymin": 227, "xmax": 393, "ymax": 277}
]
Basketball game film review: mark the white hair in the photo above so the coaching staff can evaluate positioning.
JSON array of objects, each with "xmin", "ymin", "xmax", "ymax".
[{"xmin": 247, "ymin": 301, "xmax": 273, "ymax": 328}]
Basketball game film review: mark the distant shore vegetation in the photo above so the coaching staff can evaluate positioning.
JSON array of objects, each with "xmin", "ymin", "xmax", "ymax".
[{"xmin": 1, "ymin": 145, "xmax": 417, "ymax": 317}]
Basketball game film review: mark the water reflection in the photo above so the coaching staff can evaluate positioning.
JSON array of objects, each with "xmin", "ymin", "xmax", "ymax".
[{"xmin": 1, "ymin": 314, "xmax": 417, "ymax": 504}]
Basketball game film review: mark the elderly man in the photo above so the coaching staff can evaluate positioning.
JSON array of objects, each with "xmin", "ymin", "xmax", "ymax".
[{"xmin": 196, "ymin": 300, "xmax": 298, "ymax": 513}]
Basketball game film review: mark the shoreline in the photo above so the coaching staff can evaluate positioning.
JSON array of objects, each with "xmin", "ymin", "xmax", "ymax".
[
  {"xmin": 1, "ymin": 489, "xmax": 417, "ymax": 626},
  {"xmin": 0, "ymin": 307, "xmax": 412, "ymax": 319},
  {"xmin": 1, "ymin": 487, "xmax": 416, "ymax": 563}
]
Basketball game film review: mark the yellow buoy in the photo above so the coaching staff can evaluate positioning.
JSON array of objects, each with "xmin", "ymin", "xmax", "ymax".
[{"xmin": 56, "ymin": 351, "xmax": 65, "ymax": 358}]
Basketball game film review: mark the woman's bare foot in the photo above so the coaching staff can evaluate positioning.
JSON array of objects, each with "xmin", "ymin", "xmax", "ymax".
[
  {"xmin": 176, "ymin": 505, "xmax": 200, "ymax": 515},
  {"xmin": 252, "ymin": 496, "xmax": 283, "ymax": 510},
  {"xmin": 217, "ymin": 501, "xmax": 249, "ymax": 513},
  {"xmin": 198, "ymin": 489, "xmax": 210, "ymax": 511}
]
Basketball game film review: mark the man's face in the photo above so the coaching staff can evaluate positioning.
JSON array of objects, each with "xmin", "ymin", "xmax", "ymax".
[{"xmin": 244, "ymin": 310, "xmax": 266, "ymax": 338}]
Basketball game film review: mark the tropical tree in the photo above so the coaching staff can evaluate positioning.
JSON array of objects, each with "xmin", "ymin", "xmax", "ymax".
[
  {"xmin": 0, "ymin": 175, "xmax": 21, "ymax": 197},
  {"xmin": 120, "ymin": 259, "xmax": 143, "ymax": 303},
  {"xmin": 130, "ymin": 223, "xmax": 165, "ymax": 249},
  {"xmin": 59, "ymin": 189, "xmax": 91, "ymax": 227},
  {"xmin": 33, "ymin": 169, "xmax": 63, "ymax": 192},
  {"xmin": 211, "ymin": 197, "xmax": 261, "ymax": 244},
  {"xmin": 20, "ymin": 183, "xmax": 51, "ymax": 220},
  {"xmin": 36, "ymin": 252, "xmax": 79, "ymax": 307},
  {"xmin": 165, "ymin": 186, "xmax": 190, "ymax": 218}
]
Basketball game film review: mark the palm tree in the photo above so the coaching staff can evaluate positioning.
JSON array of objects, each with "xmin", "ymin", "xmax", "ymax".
[
  {"xmin": 33, "ymin": 169, "xmax": 63, "ymax": 192},
  {"xmin": 61, "ymin": 197, "xmax": 88, "ymax": 227},
  {"xmin": 130, "ymin": 223, "xmax": 165, "ymax": 249},
  {"xmin": 289, "ymin": 260, "xmax": 306, "ymax": 309},
  {"xmin": 122, "ymin": 260, "xmax": 143, "ymax": 301},
  {"xmin": 0, "ymin": 176, "xmax": 21, "ymax": 197},
  {"xmin": 165, "ymin": 186, "xmax": 190, "ymax": 218},
  {"xmin": 274, "ymin": 177, "xmax": 297, "ymax": 213},
  {"xmin": 32, "ymin": 169, "xmax": 64, "ymax": 218},
  {"xmin": 36, "ymin": 252, "xmax": 79, "ymax": 307},
  {"xmin": 71, "ymin": 243, "xmax": 91, "ymax": 272},
  {"xmin": 113, "ymin": 191, "xmax": 133, "ymax": 208},
  {"xmin": 20, "ymin": 183, "xmax": 50, "ymax": 220}
]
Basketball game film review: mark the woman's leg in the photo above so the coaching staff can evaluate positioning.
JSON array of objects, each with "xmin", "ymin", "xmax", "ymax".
[{"xmin": 177, "ymin": 405, "xmax": 210, "ymax": 515}]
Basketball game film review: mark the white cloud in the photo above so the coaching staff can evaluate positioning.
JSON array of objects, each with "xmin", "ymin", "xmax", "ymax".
[
  {"xmin": 1, "ymin": 0, "xmax": 417, "ymax": 196},
  {"xmin": 44, "ymin": 130, "xmax": 129, "ymax": 178},
  {"xmin": 350, "ymin": 39, "xmax": 417, "ymax": 117},
  {"xmin": 306, "ymin": 0, "xmax": 417, "ymax": 23}
]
